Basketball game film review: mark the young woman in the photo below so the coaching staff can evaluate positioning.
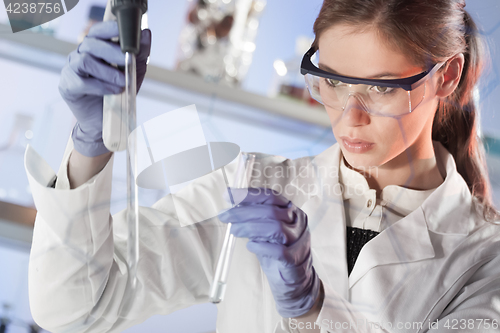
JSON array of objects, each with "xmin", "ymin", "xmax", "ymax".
[{"xmin": 25, "ymin": 0, "xmax": 500, "ymax": 332}]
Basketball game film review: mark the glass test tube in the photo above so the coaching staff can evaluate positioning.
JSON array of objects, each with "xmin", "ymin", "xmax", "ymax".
[{"xmin": 209, "ymin": 153, "xmax": 256, "ymax": 303}]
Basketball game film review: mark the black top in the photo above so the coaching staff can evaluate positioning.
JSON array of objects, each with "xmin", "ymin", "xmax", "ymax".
[{"xmin": 346, "ymin": 226, "xmax": 380, "ymax": 276}]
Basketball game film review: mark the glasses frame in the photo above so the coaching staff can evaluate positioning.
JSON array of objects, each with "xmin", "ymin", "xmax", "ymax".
[{"xmin": 300, "ymin": 47, "xmax": 445, "ymax": 92}]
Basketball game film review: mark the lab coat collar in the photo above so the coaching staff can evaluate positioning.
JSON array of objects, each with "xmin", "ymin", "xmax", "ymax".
[
  {"xmin": 288, "ymin": 140, "xmax": 472, "ymax": 293},
  {"xmin": 291, "ymin": 140, "xmax": 472, "ymax": 235},
  {"xmin": 420, "ymin": 141, "xmax": 472, "ymax": 235}
]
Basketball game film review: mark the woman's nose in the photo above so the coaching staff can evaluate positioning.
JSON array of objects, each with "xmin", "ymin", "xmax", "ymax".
[{"xmin": 341, "ymin": 94, "xmax": 371, "ymax": 126}]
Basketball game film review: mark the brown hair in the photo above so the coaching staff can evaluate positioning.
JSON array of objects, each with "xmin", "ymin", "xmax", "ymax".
[{"xmin": 313, "ymin": 0, "xmax": 499, "ymax": 223}]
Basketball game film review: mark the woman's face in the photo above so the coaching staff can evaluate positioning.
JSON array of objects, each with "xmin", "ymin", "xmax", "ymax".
[{"xmin": 318, "ymin": 24, "xmax": 441, "ymax": 171}]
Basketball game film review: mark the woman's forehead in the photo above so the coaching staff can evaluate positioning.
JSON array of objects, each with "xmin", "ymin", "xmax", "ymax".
[{"xmin": 317, "ymin": 24, "xmax": 421, "ymax": 79}]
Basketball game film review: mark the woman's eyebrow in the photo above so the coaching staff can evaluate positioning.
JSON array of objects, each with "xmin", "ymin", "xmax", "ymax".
[{"xmin": 318, "ymin": 63, "xmax": 401, "ymax": 79}]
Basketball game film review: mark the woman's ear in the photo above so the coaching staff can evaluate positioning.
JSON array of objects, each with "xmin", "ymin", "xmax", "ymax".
[{"xmin": 435, "ymin": 53, "xmax": 465, "ymax": 98}]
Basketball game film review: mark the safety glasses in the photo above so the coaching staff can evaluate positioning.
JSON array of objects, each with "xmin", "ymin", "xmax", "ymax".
[{"xmin": 300, "ymin": 47, "xmax": 445, "ymax": 117}]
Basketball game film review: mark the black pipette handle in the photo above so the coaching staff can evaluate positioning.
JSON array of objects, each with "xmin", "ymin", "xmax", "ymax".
[{"xmin": 111, "ymin": 0, "xmax": 148, "ymax": 54}]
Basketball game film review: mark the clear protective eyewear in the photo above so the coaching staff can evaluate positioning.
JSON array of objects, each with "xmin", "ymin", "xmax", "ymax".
[{"xmin": 300, "ymin": 47, "xmax": 445, "ymax": 117}]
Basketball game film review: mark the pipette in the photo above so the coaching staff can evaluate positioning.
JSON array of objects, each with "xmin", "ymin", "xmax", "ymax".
[
  {"xmin": 124, "ymin": 51, "xmax": 140, "ymax": 289},
  {"xmin": 210, "ymin": 153, "xmax": 256, "ymax": 303},
  {"xmin": 103, "ymin": 0, "xmax": 147, "ymax": 289}
]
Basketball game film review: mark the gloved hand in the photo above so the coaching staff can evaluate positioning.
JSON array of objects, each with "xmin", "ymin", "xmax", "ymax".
[
  {"xmin": 218, "ymin": 187, "xmax": 322, "ymax": 318},
  {"xmin": 59, "ymin": 21, "xmax": 152, "ymax": 157}
]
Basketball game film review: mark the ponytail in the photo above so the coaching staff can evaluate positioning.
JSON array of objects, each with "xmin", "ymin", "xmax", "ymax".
[{"xmin": 432, "ymin": 10, "xmax": 500, "ymax": 223}]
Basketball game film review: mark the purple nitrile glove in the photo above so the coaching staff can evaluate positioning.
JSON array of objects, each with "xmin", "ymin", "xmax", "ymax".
[
  {"xmin": 218, "ymin": 187, "xmax": 321, "ymax": 318},
  {"xmin": 58, "ymin": 21, "xmax": 152, "ymax": 157}
]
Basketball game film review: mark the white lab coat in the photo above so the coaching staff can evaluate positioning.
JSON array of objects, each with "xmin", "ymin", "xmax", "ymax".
[{"xmin": 25, "ymin": 138, "xmax": 500, "ymax": 333}]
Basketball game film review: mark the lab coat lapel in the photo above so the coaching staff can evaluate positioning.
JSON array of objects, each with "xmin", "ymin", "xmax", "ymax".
[
  {"xmin": 289, "ymin": 143, "xmax": 350, "ymax": 300},
  {"xmin": 306, "ymin": 195, "xmax": 350, "ymax": 300},
  {"xmin": 348, "ymin": 207, "xmax": 435, "ymax": 288}
]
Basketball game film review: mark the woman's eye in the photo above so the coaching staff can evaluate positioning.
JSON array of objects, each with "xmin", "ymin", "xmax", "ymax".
[
  {"xmin": 326, "ymin": 79, "xmax": 341, "ymax": 87},
  {"xmin": 374, "ymin": 86, "xmax": 390, "ymax": 93}
]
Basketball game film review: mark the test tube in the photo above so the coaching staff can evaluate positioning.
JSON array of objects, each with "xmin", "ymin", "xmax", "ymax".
[{"xmin": 209, "ymin": 152, "xmax": 256, "ymax": 303}]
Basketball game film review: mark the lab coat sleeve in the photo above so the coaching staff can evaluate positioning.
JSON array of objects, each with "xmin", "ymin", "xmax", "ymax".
[
  {"xmin": 25, "ymin": 139, "xmax": 227, "ymax": 333},
  {"xmin": 25, "ymin": 140, "xmax": 116, "ymax": 332}
]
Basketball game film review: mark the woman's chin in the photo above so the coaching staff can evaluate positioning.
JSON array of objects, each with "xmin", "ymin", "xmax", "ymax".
[{"xmin": 341, "ymin": 150, "xmax": 381, "ymax": 172}]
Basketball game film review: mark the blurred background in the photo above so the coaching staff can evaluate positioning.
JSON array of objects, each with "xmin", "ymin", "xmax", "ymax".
[{"xmin": 0, "ymin": 0, "xmax": 499, "ymax": 332}]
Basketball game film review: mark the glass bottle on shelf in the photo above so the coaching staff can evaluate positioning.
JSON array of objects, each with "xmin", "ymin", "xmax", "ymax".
[
  {"xmin": 269, "ymin": 36, "xmax": 321, "ymax": 106},
  {"xmin": 176, "ymin": 0, "xmax": 266, "ymax": 87}
]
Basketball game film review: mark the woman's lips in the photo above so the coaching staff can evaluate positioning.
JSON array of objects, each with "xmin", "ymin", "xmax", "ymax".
[{"xmin": 340, "ymin": 137, "xmax": 375, "ymax": 153}]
